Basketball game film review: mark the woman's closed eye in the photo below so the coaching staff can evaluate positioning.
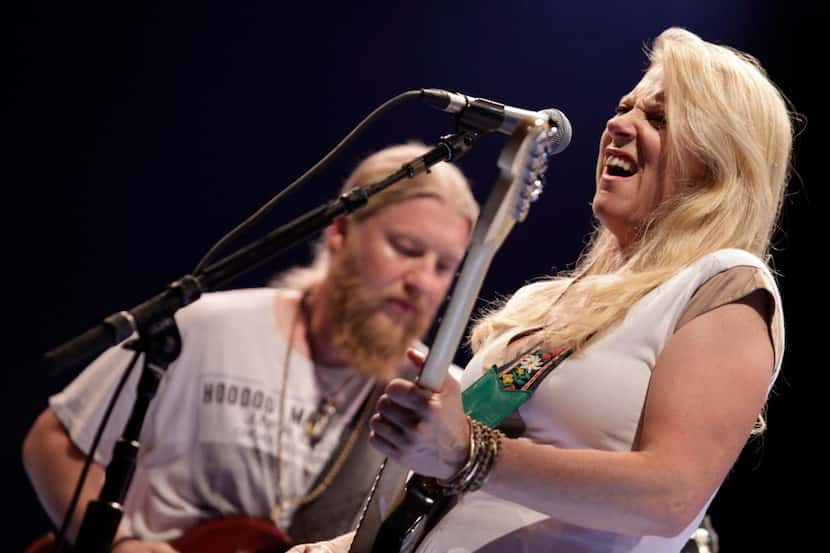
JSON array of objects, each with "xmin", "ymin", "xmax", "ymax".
[
  {"xmin": 613, "ymin": 104, "xmax": 631, "ymax": 116},
  {"xmin": 646, "ymin": 111, "xmax": 666, "ymax": 129}
]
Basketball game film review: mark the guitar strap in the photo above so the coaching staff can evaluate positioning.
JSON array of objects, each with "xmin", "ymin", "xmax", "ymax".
[
  {"xmin": 287, "ymin": 385, "xmax": 389, "ymax": 544},
  {"xmin": 462, "ymin": 338, "xmax": 571, "ymax": 426}
]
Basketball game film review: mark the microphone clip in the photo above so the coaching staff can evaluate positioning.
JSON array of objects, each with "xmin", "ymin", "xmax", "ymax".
[{"xmin": 455, "ymin": 97, "xmax": 506, "ymax": 134}]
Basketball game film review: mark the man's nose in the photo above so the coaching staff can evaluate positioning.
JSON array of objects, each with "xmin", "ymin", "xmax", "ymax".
[{"xmin": 402, "ymin": 254, "xmax": 441, "ymax": 298}]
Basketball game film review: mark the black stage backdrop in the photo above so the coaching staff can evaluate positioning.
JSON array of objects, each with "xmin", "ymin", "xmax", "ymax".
[{"xmin": 5, "ymin": 2, "xmax": 824, "ymax": 551}]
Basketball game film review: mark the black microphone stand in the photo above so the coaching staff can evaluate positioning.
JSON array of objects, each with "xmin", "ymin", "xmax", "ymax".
[
  {"xmin": 72, "ymin": 317, "xmax": 181, "ymax": 553},
  {"xmin": 58, "ymin": 129, "xmax": 480, "ymax": 553}
]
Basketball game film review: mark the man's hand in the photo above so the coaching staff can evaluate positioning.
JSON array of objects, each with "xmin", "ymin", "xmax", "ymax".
[
  {"xmin": 285, "ymin": 531, "xmax": 354, "ymax": 553},
  {"xmin": 112, "ymin": 538, "xmax": 180, "ymax": 553}
]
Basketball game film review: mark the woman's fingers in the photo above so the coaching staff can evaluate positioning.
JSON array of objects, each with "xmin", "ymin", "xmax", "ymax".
[
  {"xmin": 376, "ymin": 394, "xmax": 421, "ymax": 429},
  {"xmin": 367, "ymin": 422, "xmax": 402, "ymax": 458},
  {"xmin": 369, "ymin": 364, "xmax": 469, "ymax": 478},
  {"xmin": 406, "ymin": 348, "xmax": 426, "ymax": 368},
  {"xmin": 384, "ymin": 379, "xmax": 431, "ymax": 411},
  {"xmin": 369, "ymin": 412, "xmax": 413, "ymax": 446}
]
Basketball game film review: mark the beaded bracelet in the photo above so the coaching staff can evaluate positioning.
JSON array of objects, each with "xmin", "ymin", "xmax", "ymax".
[{"xmin": 436, "ymin": 417, "xmax": 503, "ymax": 495}]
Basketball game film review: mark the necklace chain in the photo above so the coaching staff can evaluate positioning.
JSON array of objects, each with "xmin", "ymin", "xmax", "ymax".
[
  {"xmin": 271, "ymin": 289, "xmax": 375, "ymax": 522},
  {"xmin": 306, "ymin": 366, "xmax": 361, "ymax": 441}
]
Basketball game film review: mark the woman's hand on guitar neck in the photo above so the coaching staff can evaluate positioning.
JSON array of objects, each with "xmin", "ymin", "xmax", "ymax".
[
  {"xmin": 111, "ymin": 537, "xmax": 180, "ymax": 553},
  {"xmin": 368, "ymin": 349, "xmax": 470, "ymax": 480}
]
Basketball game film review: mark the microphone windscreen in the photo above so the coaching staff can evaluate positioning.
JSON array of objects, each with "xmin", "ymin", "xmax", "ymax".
[{"xmin": 543, "ymin": 109, "xmax": 573, "ymax": 155}]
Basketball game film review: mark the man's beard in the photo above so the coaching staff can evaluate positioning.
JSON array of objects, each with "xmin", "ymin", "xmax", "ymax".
[{"xmin": 325, "ymin": 245, "xmax": 431, "ymax": 380}]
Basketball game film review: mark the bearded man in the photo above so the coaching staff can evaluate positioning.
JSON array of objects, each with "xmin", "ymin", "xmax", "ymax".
[{"xmin": 22, "ymin": 143, "xmax": 478, "ymax": 553}]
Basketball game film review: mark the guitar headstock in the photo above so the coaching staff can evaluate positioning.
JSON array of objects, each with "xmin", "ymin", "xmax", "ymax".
[
  {"xmin": 511, "ymin": 109, "xmax": 572, "ymax": 222},
  {"xmin": 473, "ymin": 108, "xmax": 572, "ymax": 250}
]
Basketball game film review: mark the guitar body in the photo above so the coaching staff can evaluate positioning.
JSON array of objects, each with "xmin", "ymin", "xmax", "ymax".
[
  {"xmin": 24, "ymin": 515, "xmax": 293, "ymax": 553},
  {"xmin": 368, "ymin": 476, "xmax": 453, "ymax": 553}
]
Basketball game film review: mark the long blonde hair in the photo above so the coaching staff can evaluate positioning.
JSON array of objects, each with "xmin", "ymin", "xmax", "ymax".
[{"xmin": 471, "ymin": 27, "xmax": 794, "ymax": 355}]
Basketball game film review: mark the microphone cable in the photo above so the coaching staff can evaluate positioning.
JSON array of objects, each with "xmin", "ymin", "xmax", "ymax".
[
  {"xmin": 53, "ymin": 348, "xmax": 142, "ymax": 553},
  {"xmin": 53, "ymin": 90, "xmax": 423, "ymax": 550},
  {"xmin": 194, "ymin": 89, "xmax": 422, "ymax": 273}
]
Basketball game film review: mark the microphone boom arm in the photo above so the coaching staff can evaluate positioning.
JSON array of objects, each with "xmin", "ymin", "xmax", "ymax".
[{"xmin": 44, "ymin": 130, "xmax": 481, "ymax": 375}]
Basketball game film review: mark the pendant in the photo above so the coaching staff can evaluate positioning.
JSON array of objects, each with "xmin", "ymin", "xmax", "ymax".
[{"xmin": 304, "ymin": 398, "xmax": 337, "ymax": 445}]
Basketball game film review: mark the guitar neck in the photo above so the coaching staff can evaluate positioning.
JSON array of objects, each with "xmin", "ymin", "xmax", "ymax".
[
  {"xmin": 417, "ymin": 158, "xmax": 521, "ymax": 391},
  {"xmin": 349, "ymin": 114, "xmax": 565, "ymax": 552},
  {"xmin": 417, "ymin": 241, "xmax": 499, "ymax": 390}
]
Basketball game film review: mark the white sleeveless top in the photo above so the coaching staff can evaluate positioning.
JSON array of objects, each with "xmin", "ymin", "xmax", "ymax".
[{"xmin": 417, "ymin": 249, "xmax": 784, "ymax": 553}]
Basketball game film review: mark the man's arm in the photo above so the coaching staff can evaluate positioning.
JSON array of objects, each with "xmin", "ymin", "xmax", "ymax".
[{"xmin": 22, "ymin": 407, "xmax": 137, "ymax": 546}]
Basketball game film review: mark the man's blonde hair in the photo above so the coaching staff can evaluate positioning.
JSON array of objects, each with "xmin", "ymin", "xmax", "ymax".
[{"xmin": 272, "ymin": 142, "xmax": 478, "ymax": 290}]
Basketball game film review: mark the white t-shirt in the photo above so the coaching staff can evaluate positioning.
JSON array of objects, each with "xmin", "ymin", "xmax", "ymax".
[
  {"xmin": 50, "ymin": 288, "xmax": 376, "ymax": 540},
  {"xmin": 417, "ymin": 249, "xmax": 784, "ymax": 553}
]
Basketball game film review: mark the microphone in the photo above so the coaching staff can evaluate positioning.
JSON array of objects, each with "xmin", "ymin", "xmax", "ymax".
[{"xmin": 420, "ymin": 88, "xmax": 572, "ymax": 154}]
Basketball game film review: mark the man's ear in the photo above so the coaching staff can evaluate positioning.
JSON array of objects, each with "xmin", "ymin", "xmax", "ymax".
[{"xmin": 325, "ymin": 216, "xmax": 348, "ymax": 255}]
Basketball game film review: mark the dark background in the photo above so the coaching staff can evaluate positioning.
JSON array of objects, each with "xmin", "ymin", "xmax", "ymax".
[{"xmin": 5, "ymin": 1, "xmax": 823, "ymax": 550}]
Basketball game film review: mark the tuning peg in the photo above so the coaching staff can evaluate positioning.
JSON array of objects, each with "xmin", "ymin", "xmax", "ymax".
[{"xmin": 530, "ymin": 179, "xmax": 544, "ymax": 202}]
